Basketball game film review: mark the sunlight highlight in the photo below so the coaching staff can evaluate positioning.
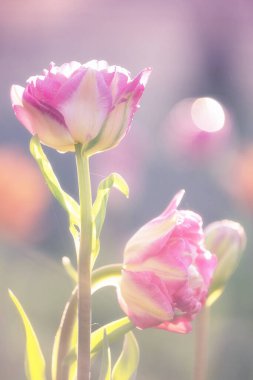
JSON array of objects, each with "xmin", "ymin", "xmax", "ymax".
[{"xmin": 191, "ymin": 97, "xmax": 225, "ymax": 133}]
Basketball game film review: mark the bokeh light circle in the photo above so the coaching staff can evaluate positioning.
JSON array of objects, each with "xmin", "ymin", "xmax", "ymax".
[{"xmin": 191, "ymin": 97, "xmax": 225, "ymax": 133}]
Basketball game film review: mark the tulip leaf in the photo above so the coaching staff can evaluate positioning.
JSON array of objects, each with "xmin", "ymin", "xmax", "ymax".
[
  {"xmin": 91, "ymin": 317, "xmax": 133, "ymax": 359},
  {"xmin": 112, "ymin": 331, "xmax": 139, "ymax": 380},
  {"xmin": 9, "ymin": 290, "xmax": 47, "ymax": 380},
  {"xmin": 93, "ymin": 173, "xmax": 129, "ymax": 238},
  {"xmin": 51, "ymin": 272, "xmax": 131, "ymax": 379},
  {"xmin": 30, "ymin": 136, "xmax": 80, "ymax": 243},
  {"xmin": 98, "ymin": 331, "xmax": 112, "ymax": 380},
  {"xmin": 91, "ymin": 264, "xmax": 122, "ymax": 294},
  {"xmin": 62, "ymin": 257, "xmax": 78, "ymax": 283},
  {"xmin": 92, "ymin": 173, "xmax": 129, "ymax": 265},
  {"xmin": 51, "ymin": 287, "xmax": 77, "ymax": 380}
]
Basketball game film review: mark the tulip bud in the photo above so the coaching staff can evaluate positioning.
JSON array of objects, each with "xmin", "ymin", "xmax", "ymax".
[
  {"xmin": 11, "ymin": 60, "xmax": 151, "ymax": 155},
  {"xmin": 117, "ymin": 191, "xmax": 217, "ymax": 334},
  {"xmin": 205, "ymin": 220, "xmax": 246, "ymax": 307}
]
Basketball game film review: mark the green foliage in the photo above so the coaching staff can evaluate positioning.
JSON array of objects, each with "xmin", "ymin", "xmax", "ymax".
[
  {"xmin": 98, "ymin": 332, "xmax": 112, "ymax": 380},
  {"xmin": 112, "ymin": 332, "xmax": 139, "ymax": 380},
  {"xmin": 9, "ymin": 290, "xmax": 47, "ymax": 380},
  {"xmin": 30, "ymin": 136, "xmax": 80, "ymax": 245},
  {"xmin": 93, "ymin": 172, "xmax": 129, "ymax": 238},
  {"xmin": 92, "ymin": 173, "xmax": 129, "ymax": 266},
  {"xmin": 91, "ymin": 264, "xmax": 122, "ymax": 294},
  {"xmin": 62, "ymin": 257, "xmax": 78, "ymax": 283},
  {"xmin": 91, "ymin": 317, "xmax": 133, "ymax": 359},
  {"xmin": 29, "ymin": 138, "xmax": 133, "ymax": 380},
  {"xmin": 51, "ymin": 288, "xmax": 77, "ymax": 380}
]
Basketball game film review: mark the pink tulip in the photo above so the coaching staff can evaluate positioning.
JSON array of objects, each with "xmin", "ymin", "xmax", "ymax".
[
  {"xmin": 117, "ymin": 191, "xmax": 216, "ymax": 333},
  {"xmin": 11, "ymin": 60, "xmax": 151, "ymax": 154}
]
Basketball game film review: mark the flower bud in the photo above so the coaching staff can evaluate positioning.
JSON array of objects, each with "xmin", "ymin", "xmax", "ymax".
[
  {"xmin": 11, "ymin": 60, "xmax": 151, "ymax": 155},
  {"xmin": 205, "ymin": 220, "xmax": 246, "ymax": 306},
  {"xmin": 117, "ymin": 191, "xmax": 217, "ymax": 334}
]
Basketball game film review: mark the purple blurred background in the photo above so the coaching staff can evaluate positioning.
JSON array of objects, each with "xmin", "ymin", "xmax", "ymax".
[{"xmin": 1, "ymin": 1, "xmax": 253, "ymax": 379}]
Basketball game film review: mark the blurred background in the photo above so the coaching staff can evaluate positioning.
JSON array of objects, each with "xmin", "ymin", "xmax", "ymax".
[{"xmin": 1, "ymin": 0, "xmax": 253, "ymax": 379}]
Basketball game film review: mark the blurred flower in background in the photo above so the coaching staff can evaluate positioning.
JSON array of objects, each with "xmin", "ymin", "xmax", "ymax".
[
  {"xmin": 0, "ymin": 146, "xmax": 50, "ymax": 241},
  {"xmin": 163, "ymin": 97, "xmax": 233, "ymax": 164}
]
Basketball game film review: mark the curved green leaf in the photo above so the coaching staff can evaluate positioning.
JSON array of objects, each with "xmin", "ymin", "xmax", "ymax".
[
  {"xmin": 9, "ymin": 290, "xmax": 46, "ymax": 380},
  {"xmin": 93, "ymin": 173, "xmax": 129, "ymax": 238},
  {"xmin": 91, "ymin": 317, "xmax": 133, "ymax": 359},
  {"xmin": 92, "ymin": 173, "xmax": 129, "ymax": 265},
  {"xmin": 30, "ymin": 136, "xmax": 80, "ymax": 244},
  {"xmin": 112, "ymin": 332, "xmax": 139, "ymax": 380},
  {"xmin": 51, "ymin": 287, "xmax": 77, "ymax": 380},
  {"xmin": 51, "ymin": 267, "xmax": 129, "ymax": 379},
  {"xmin": 98, "ymin": 331, "xmax": 111, "ymax": 380},
  {"xmin": 62, "ymin": 257, "xmax": 78, "ymax": 283},
  {"xmin": 91, "ymin": 264, "xmax": 122, "ymax": 294}
]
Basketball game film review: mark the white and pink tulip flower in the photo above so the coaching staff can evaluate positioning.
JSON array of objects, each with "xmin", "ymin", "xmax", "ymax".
[
  {"xmin": 117, "ymin": 190, "xmax": 217, "ymax": 334},
  {"xmin": 11, "ymin": 60, "xmax": 151, "ymax": 154}
]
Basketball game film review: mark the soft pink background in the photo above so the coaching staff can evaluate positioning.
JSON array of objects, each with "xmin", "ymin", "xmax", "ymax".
[{"xmin": 1, "ymin": 1, "xmax": 253, "ymax": 379}]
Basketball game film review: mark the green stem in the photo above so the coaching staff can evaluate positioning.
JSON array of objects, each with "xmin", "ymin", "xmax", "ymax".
[
  {"xmin": 75, "ymin": 144, "xmax": 93, "ymax": 380},
  {"xmin": 194, "ymin": 306, "xmax": 209, "ymax": 380},
  {"xmin": 52, "ymin": 264, "xmax": 126, "ymax": 378}
]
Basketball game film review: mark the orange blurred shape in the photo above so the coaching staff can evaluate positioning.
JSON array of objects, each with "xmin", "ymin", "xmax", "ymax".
[
  {"xmin": 0, "ymin": 146, "xmax": 50, "ymax": 241},
  {"xmin": 225, "ymin": 145, "xmax": 253, "ymax": 209},
  {"xmin": 164, "ymin": 97, "xmax": 232, "ymax": 162}
]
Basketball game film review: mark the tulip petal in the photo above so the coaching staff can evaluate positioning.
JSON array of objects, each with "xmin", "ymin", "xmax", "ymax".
[
  {"xmin": 195, "ymin": 251, "xmax": 217, "ymax": 287},
  {"xmin": 88, "ymin": 97, "xmax": 132, "ymax": 153},
  {"xmin": 118, "ymin": 270, "xmax": 174, "ymax": 329},
  {"xmin": 11, "ymin": 84, "xmax": 24, "ymax": 106},
  {"xmin": 123, "ymin": 192, "xmax": 186, "ymax": 265},
  {"xmin": 157, "ymin": 317, "xmax": 192, "ymax": 334},
  {"xmin": 52, "ymin": 68, "xmax": 87, "ymax": 107},
  {"xmin": 60, "ymin": 68, "xmax": 112, "ymax": 143},
  {"xmin": 11, "ymin": 85, "xmax": 34, "ymax": 135},
  {"xmin": 86, "ymin": 68, "xmax": 152, "ymax": 154},
  {"xmin": 11, "ymin": 84, "xmax": 75, "ymax": 151},
  {"xmin": 161, "ymin": 190, "xmax": 185, "ymax": 218}
]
